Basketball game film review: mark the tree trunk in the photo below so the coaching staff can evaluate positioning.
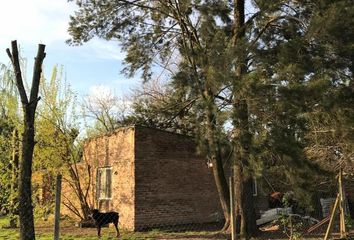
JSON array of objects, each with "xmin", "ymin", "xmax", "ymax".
[
  {"xmin": 171, "ymin": 2, "xmax": 231, "ymax": 230},
  {"xmin": 233, "ymin": 100, "xmax": 257, "ymax": 238},
  {"xmin": 19, "ymin": 116, "xmax": 36, "ymax": 239},
  {"xmin": 67, "ymin": 162, "xmax": 91, "ymax": 220},
  {"xmin": 7, "ymin": 41, "xmax": 46, "ymax": 240},
  {"xmin": 232, "ymin": 1, "xmax": 257, "ymax": 238},
  {"xmin": 205, "ymin": 90, "xmax": 231, "ymax": 231}
]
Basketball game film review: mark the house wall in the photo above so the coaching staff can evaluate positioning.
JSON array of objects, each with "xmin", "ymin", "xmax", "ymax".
[
  {"xmin": 134, "ymin": 126, "xmax": 223, "ymax": 229},
  {"xmin": 61, "ymin": 126, "xmax": 136, "ymax": 230},
  {"xmin": 62, "ymin": 125, "xmax": 224, "ymax": 231}
]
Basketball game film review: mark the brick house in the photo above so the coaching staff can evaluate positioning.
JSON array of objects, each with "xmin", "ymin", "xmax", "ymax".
[{"xmin": 63, "ymin": 125, "xmax": 223, "ymax": 230}]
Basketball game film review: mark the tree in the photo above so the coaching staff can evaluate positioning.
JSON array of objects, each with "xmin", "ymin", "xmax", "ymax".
[
  {"xmin": 0, "ymin": 121, "xmax": 17, "ymax": 216},
  {"xmin": 82, "ymin": 87, "xmax": 129, "ymax": 136},
  {"xmin": 0, "ymin": 61, "xmax": 23, "ymax": 227},
  {"xmin": 67, "ymin": 0, "xmax": 354, "ymax": 238},
  {"xmin": 68, "ymin": 0, "xmax": 233, "ymax": 229},
  {"xmin": 35, "ymin": 65, "xmax": 93, "ymax": 220},
  {"xmin": 301, "ymin": 0, "xmax": 354, "ymax": 172},
  {"xmin": 243, "ymin": 0, "xmax": 354, "ymax": 216},
  {"xmin": 6, "ymin": 41, "xmax": 46, "ymax": 240},
  {"xmin": 125, "ymin": 79, "xmax": 198, "ymax": 135}
]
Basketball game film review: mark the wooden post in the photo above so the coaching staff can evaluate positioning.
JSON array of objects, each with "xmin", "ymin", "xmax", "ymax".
[
  {"xmin": 230, "ymin": 176, "xmax": 236, "ymax": 240},
  {"xmin": 54, "ymin": 174, "xmax": 62, "ymax": 240},
  {"xmin": 338, "ymin": 168, "xmax": 347, "ymax": 238},
  {"xmin": 324, "ymin": 194, "xmax": 339, "ymax": 240}
]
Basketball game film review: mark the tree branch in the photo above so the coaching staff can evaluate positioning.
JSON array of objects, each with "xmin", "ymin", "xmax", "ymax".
[
  {"xmin": 6, "ymin": 41, "xmax": 28, "ymax": 105},
  {"xmin": 29, "ymin": 44, "xmax": 46, "ymax": 105}
]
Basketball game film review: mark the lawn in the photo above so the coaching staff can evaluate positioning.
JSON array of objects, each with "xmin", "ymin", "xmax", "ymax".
[
  {"xmin": 0, "ymin": 215, "xmax": 346, "ymax": 240},
  {"xmin": 0, "ymin": 216, "xmax": 229, "ymax": 240}
]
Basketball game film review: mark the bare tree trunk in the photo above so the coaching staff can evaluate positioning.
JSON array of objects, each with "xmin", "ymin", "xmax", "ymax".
[
  {"xmin": 232, "ymin": 1, "xmax": 257, "ymax": 239},
  {"xmin": 66, "ymin": 159, "xmax": 91, "ymax": 220},
  {"xmin": 7, "ymin": 41, "xmax": 46, "ymax": 240}
]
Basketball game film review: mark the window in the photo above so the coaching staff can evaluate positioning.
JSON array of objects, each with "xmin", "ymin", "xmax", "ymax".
[{"xmin": 96, "ymin": 167, "xmax": 112, "ymax": 200}]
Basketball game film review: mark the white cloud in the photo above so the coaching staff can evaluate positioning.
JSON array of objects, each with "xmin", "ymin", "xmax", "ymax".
[
  {"xmin": 77, "ymin": 39, "xmax": 126, "ymax": 61},
  {"xmin": 0, "ymin": 0, "xmax": 76, "ymax": 46},
  {"xmin": 88, "ymin": 85, "xmax": 113, "ymax": 99},
  {"xmin": 0, "ymin": 0, "xmax": 126, "ymax": 63}
]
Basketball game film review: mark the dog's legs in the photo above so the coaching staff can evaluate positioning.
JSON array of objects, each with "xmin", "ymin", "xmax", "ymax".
[
  {"xmin": 114, "ymin": 222, "xmax": 120, "ymax": 237},
  {"xmin": 97, "ymin": 226, "xmax": 101, "ymax": 238}
]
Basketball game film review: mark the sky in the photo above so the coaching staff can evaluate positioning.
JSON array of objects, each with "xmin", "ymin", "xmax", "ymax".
[{"xmin": 0, "ymin": 0, "xmax": 140, "ymax": 98}]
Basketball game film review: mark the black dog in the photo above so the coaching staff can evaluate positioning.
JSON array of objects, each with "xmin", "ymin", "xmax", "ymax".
[{"xmin": 90, "ymin": 209, "xmax": 120, "ymax": 237}]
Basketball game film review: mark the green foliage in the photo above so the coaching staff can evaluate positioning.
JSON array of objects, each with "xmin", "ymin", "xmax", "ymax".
[
  {"xmin": 244, "ymin": 0, "xmax": 354, "ymax": 207},
  {"xmin": 125, "ymin": 80, "xmax": 198, "ymax": 135},
  {"xmin": 33, "ymin": 201, "xmax": 54, "ymax": 221},
  {"xmin": 0, "ymin": 64, "xmax": 20, "ymax": 215},
  {"xmin": 0, "ymin": 124, "xmax": 13, "ymax": 213},
  {"xmin": 34, "ymin": 65, "xmax": 79, "ymax": 173},
  {"xmin": 345, "ymin": 216, "xmax": 354, "ymax": 230},
  {"xmin": 279, "ymin": 214, "xmax": 304, "ymax": 240}
]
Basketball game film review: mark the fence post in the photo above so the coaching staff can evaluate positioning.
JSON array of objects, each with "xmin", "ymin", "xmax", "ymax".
[{"xmin": 54, "ymin": 174, "xmax": 62, "ymax": 240}]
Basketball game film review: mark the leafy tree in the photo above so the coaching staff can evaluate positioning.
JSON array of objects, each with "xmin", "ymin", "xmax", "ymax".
[
  {"xmin": 0, "ymin": 63, "xmax": 17, "ymax": 215},
  {"xmin": 35, "ymin": 65, "xmax": 93, "ymax": 220},
  {"xmin": 0, "ymin": 120, "xmax": 17, "ymax": 216}
]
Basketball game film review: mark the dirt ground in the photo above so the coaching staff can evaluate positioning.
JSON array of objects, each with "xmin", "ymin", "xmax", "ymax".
[
  {"xmin": 1, "ymin": 217, "xmax": 353, "ymax": 239},
  {"xmin": 35, "ymin": 221, "xmax": 334, "ymax": 240}
]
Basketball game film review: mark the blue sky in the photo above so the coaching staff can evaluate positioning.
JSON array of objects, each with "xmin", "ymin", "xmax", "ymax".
[
  {"xmin": 0, "ymin": 0, "xmax": 256, "ymax": 99},
  {"xmin": 0, "ymin": 0, "xmax": 140, "ymax": 98}
]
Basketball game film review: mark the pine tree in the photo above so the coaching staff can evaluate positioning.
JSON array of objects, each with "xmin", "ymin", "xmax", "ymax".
[
  {"xmin": 68, "ymin": 0, "xmax": 234, "ymax": 228},
  {"xmin": 67, "ymin": 0, "xmax": 354, "ymax": 237}
]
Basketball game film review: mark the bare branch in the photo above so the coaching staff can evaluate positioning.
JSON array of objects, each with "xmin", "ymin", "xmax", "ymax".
[
  {"xmin": 29, "ymin": 44, "xmax": 46, "ymax": 105},
  {"xmin": 6, "ymin": 41, "xmax": 28, "ymax": 105}
]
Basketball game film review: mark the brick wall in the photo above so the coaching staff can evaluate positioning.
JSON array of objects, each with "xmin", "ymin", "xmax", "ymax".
[
  {"xmin": 62, "ymin": 125, "xmax": 223, "ymax": 231},
  {"xmin": 62, "ymin": 126, "xmax": 136, "ymax": 230},
  {"xmin": 134, "ymin": 126, "xmax": 223, "ymax": 229}
]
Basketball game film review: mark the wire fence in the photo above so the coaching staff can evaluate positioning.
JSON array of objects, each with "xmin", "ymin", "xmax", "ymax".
[
  {"xmin": 0, "ymin": 149, "xmax": 354, "ymax": 239},
  {"xmin": 1, "ymin": 169, "xmax": 354, "ymax": 240}
]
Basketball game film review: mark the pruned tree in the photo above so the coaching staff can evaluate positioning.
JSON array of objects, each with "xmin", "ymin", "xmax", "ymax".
[{"xmin": 6, "ymin": 40, "xmax": 46, "ymax": 240}]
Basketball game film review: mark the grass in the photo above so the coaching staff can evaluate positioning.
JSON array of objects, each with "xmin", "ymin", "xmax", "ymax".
[
  {"xmin": 1, "ymin": 215, "xmax": 342, "ymax": 239},
  {"xmin": 0, "ymin": 215, "xmax": 228, "ymax": 239}
]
